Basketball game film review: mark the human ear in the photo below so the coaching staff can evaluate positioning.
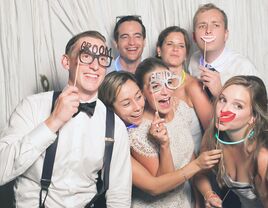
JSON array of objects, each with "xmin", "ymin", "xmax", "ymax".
[
  {"xmin": 113, "ymin": 40, "xmax": 118, "ymax": 50},
  {"xmin": 156, "ymin": 47, "xmax": 161, "ymax": 57},
  {"xmin": 61, "ymin": 54, "xmax": 70, "ymax": 70},
  {"xmin": 192, "ymin": 32, "xmax": 196, "ymax": 43},
  {"xmin": 248, "ymin": 115, "xmax": 256, "ymax": 126},
  {"xmin": 224, "ymin": 29, "xmax": 229, "ymax": 42}
]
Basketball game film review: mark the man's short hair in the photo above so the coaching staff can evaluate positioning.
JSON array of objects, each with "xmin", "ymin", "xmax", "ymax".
[
  {"xmin": 113, "ymin": 15, "xmax": 146, "ymax": 42},
  {"xmin": 193, "ymin": 3, "xmax": 228, "ymax": 31},
  {"xmin": 65, "ymin": 31, "xmax": 106, "ymax": 55}
]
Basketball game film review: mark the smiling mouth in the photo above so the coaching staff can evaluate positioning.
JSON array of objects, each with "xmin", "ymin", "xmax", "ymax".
[
  {"xmin": 201, "ymin": 35, "xmax": 216, "ymax": 43},
  {"xmin": 127, "ymin": 47, "xmax": 138, "ymax": 52},
  {"xmin": 219, "ymin": 111, "xmax": 236, "ymax": 122},
  {"xmin": 132, "ymin": 112, "xmax": 142, "ymax": 119},
  {"xmin": 84, "ymin": 73, "xmax": 98, "ymax": 78},
  {"xmin": 158, "ymin": 97, "xmax": 171, "ymax": 107}
]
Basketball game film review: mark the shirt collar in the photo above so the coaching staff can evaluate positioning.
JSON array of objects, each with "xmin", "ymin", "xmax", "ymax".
[
  {"xmin": 81, "ymin": 94, "xmax": 98, "ymax": 103},
  {"xmin": 200, "ymin": 47, "xmax": 229, "ymax": 72},
  {"xmin": 114, "ymin": 56, "xmax": 124, "ymax": 71}
]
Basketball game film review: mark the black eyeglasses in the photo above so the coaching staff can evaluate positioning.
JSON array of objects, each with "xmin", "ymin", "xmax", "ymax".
[
  {"xmin": 79, "ymin": 52, "xmax": 112, "ymax": 68},
  {"xmin": 115, "ymin": 15, "xmax": 142, "ymax": 23}
]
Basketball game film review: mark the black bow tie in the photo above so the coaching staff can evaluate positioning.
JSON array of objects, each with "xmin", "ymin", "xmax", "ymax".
[
  {"xmin": 204, "ymin": 64, "xmax": 217, "ymax": 99},
  {"xmin": 73, "ymin": 101, "xmax": 96, "ymax": 117}
]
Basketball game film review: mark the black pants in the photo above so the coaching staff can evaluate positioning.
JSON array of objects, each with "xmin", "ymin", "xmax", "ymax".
[
  {"xmin": 0, "ymin": 181, "xmax": 15, "ymax": 208},
  {"xmin": 208, "ymin": 172, "xmax": 241, "ymax": 208}
]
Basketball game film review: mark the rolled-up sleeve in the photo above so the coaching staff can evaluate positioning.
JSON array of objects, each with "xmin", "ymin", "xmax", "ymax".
[{"xmin": 0, "ymin": 95, "xmax": 57, "ymax": 185}]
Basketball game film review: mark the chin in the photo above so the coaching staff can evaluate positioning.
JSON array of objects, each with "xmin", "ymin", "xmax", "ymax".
[
  {"xmin": 131, "ymin": 119, "xmax": 142, "ymax": 126},
  {"xmin": 158, "ymin": 109, "xmax": 170, "ymax": 117}
]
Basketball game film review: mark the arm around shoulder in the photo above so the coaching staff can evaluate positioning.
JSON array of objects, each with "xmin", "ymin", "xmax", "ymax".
[{"xmin": 186, "ymin": 76, "xmax": 213, "ymax": 129}]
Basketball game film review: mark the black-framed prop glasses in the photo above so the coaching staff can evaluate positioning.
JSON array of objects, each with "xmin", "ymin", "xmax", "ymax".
[{"xmin": 79, "ymin": 52, "xmax": 112, "ymax": 68}]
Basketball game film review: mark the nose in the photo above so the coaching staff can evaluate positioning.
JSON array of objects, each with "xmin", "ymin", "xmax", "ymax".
[
  {"xmin": 128, "ymin": 36, "xmax": 135, "ymax": 45},
  {"xmin": 172, "ymin": 44, "xmax": 179, "ymax": 50},
  {"xmin": 133, "ymin": 100, "xmax": 142, "ymax": 112},
  {"xmin": 160, "ymin": 85, "xmax": 169, "ymax": 94},
  {"xmin": 205, "ymin": 24, "xmax": 212, "ymax": 35},
  {"xmin": 219, "ymin": 102, "xmax": 229, "ymax": 114},
  {"xmin": 89, "ymin": 57, "xmax": 99, "ymax": 71}
]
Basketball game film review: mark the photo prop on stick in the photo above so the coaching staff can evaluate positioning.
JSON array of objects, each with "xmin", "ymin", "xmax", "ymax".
[
  {"xmin": 73, "ymin": 41, "xmax": 113, "ymax": 86},
  {"xmin": 201, "ymin": 35, "xmax": 216, "ymax": 66}
]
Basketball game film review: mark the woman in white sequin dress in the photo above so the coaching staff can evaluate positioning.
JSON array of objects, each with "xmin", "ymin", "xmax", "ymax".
[
  {"xmin": 156, "ymin": 26, "xmax": 213, "ymax": 155},
  {"xmin": 128, "ymin": 57, "xmax": 222, "ymax": 208},
  {"xmin": 99, "ymin": 68, "xmax": 222, "ymax": 207}
]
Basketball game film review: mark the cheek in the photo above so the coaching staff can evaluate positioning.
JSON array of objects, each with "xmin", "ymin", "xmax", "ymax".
[
  {"xmin": 117, "ymin": 41, "xmax": 126, "ymax": 49},
  {"xmin": 215, "ymin": 103, "xmax": 223, "ymax": 117},
  {"xmin": 139, "ymin": 99, "xmax": 145, "ymax": 109},
  {"xmin": 235, "ymin": 112, "xmax": 252, "ymax": 123},
  {"xmin": 181, "ymin": 49, "xmax": 187, "ymax": 57},
  {"xmin": 137, "ymin": 39, "xmax": 145, "ymax": 46},
  {"xmin": 146, "ymin": 94, "xmax": 156, "ymax": 106}
]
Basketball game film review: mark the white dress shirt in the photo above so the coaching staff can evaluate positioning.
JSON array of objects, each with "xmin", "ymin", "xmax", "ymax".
[
  {"xmin": 188, "ymin": 47, "xmax": 261, "ymax": 85},
  {"xmin": 106, "ymin": 56, "xmax": 123, "ymax": 74},
  {"xmin": 0, "ymin": 91, "xmax": 132, "ymax": 208}
]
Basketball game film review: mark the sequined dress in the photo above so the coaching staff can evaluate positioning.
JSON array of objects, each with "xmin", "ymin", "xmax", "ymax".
[{"xmin": 128, "ymin": 101, "xmax": 195, "ymax": 208}]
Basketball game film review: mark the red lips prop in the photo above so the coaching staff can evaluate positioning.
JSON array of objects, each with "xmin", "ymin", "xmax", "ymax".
[{"xmin": 219, "ymin": 111, "xmax": 236, "ymax": 123}]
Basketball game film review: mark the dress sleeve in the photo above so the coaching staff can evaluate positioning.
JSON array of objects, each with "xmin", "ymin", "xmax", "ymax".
[{"xmin": 128, "ymin": 123, "xmax": 159, "ymax": 158}]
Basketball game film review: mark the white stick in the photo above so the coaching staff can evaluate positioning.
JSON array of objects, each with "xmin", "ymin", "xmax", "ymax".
[
  {"xmin": 152, "ymin": 94, "xmax": 159, "ymax": 115},
  {"xmin": 216, "ymin": 116, "xmax": 220, "ymax": 149},
  {"xmin": 73, "ymin": 57, "xmax": 80, "ymax": 87},
  {"xmin": 203, "ymin": 41, "xmax": 207, "ymax": 66}
]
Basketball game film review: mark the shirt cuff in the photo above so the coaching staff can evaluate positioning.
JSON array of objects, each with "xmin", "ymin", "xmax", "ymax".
[{"xmin": 27, "ymin": 122, "xmax": 57, "ymax": 153}]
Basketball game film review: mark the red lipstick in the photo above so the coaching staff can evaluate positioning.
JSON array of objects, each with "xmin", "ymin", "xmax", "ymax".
[{"xmin": 219, "ymin": 111, "xmax": 236, "ymax": 122}]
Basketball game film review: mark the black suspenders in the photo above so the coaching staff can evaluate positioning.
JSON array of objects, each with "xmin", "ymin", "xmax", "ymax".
[{"xmin": 39, "ymin": 91, "xmax": 115, "ymax": 208}]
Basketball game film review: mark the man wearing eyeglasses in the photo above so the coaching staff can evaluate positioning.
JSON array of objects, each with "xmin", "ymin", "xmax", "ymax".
[
  {"xmin": 107, "ymin": 15, "xmax": 146, "ymax": 74},
  {"xmin": 0, "ymin": 31, "xmax": 131, "ymax": 208}
]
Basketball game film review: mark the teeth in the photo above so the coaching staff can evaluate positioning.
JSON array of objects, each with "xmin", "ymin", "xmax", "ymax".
[
  {"xmin": 85, "ymin": 73, "xmax": 98, "ymax": 78},
  {"xmin": 127, "ymin": 47, "xmax": 137, "ymax": 51},
  {"xmin": 201, "ymin": 36, "xmax": 216, "ymax": 43},
  {"xmin": 159, "ymin": 97, "xmax": 170, "ymax": 103}
]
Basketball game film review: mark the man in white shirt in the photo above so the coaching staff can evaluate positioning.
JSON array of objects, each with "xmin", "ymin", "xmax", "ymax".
[
  {"xmin": 107, "ymin": 15, "xmax": 146, "ymax": 74},
  {"xmin": 188, "ymin": 3, "xmax": 261, "ymax": 98},
  {"xmin": 0, "ymin": 31, "xmax": 132, "ymax": 208}
]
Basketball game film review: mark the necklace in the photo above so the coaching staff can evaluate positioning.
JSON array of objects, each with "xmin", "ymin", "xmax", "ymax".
[
  {"xmin": 175, "ymin": 69, "xmax": 186, "ymax": 88},
  {"xmin": 215, "ymin": 130, "xmax": 254, "ymax": 145}
]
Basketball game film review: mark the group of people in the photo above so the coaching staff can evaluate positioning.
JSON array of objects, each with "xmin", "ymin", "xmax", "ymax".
[{"xmin": 0, "ymin": 3, "xmax": 267, "ymax": 208}]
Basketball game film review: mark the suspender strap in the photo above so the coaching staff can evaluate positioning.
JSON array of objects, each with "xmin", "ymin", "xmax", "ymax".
[
  {"xmin": 39, "ymin": 91, "xmax": 115, "ymax": 208},
  {"xmin": 102, "ymin": 107, "xmax": 115, "ymax": 191},
  {"xmin": 85, "ymin": 107, "xmax": 115, "ymax": 208},
  {"xmin": 39, "ymin": 91, "xmax": 60, "ymax": 208}
]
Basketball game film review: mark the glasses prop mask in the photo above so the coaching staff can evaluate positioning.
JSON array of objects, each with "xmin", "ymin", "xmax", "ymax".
[
  {"xmin": 149, "ymin": 70, "xmax": 182, "ymax": 93},
  {"xmin": 78, "ymin": 41, "xmax": 113, "ymax": 67}
]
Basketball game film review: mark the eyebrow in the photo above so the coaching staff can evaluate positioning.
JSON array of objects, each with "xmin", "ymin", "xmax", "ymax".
[
  {"xmin": 119, "ymin": 89, "xmax": 141, "ymax": 103},
  {"xmin": 221, "ymin": 93, "xmax": 247, "ymax": 104},
  {"xmin": 119, "ymin": 32, "xmax": 142, "ymax": 37},
  {"xmin": 196, "ymin": 20, "xmax": 223, "ymax": 25},
  {"xmin": 165, "ymin": 40, "xmax": 185, "ymax": 44},
  {"xmin": 233, "ymin": 99, "xmax": 247, "ymax": 104}
]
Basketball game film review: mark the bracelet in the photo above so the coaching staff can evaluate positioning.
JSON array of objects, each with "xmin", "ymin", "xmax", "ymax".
[
  {"xmin": 182, "ymin": 172, "xmax": 187, "ymax": 182},
  {"xmin": 204, "ymin": 190, "xmax": 219, "ymax": 201}
]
